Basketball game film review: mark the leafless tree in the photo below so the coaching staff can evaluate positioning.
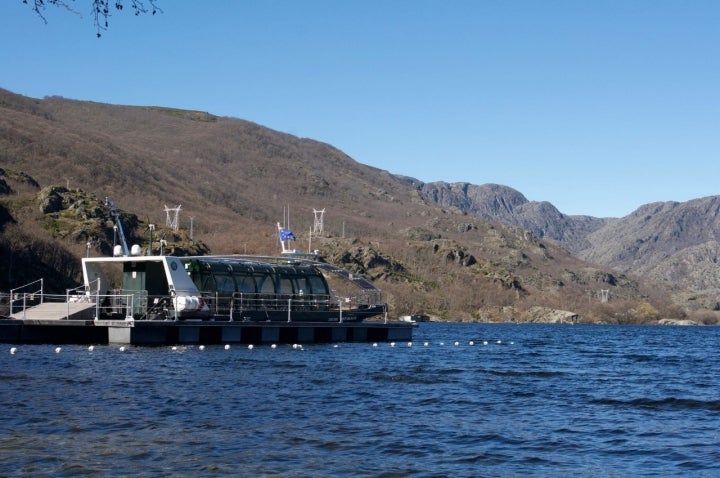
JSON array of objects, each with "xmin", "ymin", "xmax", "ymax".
[{"xmin": 23, "ymin": 0, "xmax": 162, "ymax": 37}]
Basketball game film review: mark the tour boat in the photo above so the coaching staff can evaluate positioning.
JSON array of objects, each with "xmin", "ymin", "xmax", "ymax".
[{"xmin": 82, "ymin": 251, "xmax": 386, "ymax": 323}]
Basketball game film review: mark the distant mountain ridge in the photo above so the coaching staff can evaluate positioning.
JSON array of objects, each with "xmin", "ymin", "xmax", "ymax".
[
  {"xmin": 415, "ymin": 182, "xmax": 612, "ymax": 251},
  {"xmin": 578, "ymin": 197, "xmax": 720, "ymax": 295},
  {"xmin": 415, "ymin": 181, "xmax": 720, "ymax": 299}
]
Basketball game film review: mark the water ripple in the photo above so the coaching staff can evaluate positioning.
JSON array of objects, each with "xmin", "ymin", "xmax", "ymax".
[
  {"xmin": 1, "ymin": 324, "xmax": 719, "ymax": 476},
  {"xmin": 593, "ymin": 396, "xmax": 720, "ymax": 411}
]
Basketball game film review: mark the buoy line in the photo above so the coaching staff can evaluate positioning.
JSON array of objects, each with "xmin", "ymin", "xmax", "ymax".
[{"xmin": 7, "ymin": 340, "xmax": 516, "ymax": 356}]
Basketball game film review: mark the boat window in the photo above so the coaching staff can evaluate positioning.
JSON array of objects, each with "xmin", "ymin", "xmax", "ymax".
[
  {"xmin": 296, "ymin": 275, "xmax": 322, "ymax": 295},
  {"xmin": 278, "ymin": 275, "xmax": 296, "ymax": 294},
  {"xmin": 234, "ymin": 273, "xmax": 256, "ymax": 293},
  {"xmin": 308, "ymin": 275, "xmax": 329, "ymax": 295},
  {"xmin": 294, "ymin": 276, "xmax": 309, "ymax": 294},
  {"xmin": 214, "ymin": 274, "xmax": 236, "ymax": 293},
  {"xmin": 257, "ymin": 273, "xmax": 276, "ymax": 294},
  {"xmin": 198, "ymin": 273, "xmax": 216, "ymax": 292}
]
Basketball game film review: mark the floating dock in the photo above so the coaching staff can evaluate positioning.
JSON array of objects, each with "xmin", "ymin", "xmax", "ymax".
[{"xmin": 0, "ymin": 318, "xmax": 415, "ymax": 346}]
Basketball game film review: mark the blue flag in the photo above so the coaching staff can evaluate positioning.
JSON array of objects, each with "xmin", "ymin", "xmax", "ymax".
[{"xmin": 279, "ymin": 227, "xmax": 296, "ymax": 241}]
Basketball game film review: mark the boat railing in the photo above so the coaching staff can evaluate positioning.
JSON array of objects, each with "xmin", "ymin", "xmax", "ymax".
[
  {"xmin": 4, "ymin": 287, "xmax": 385, "ymax": 321},
  {"xmin": 195, "ymin": 290, "xmax": 384, "ymax": 320},
  {"xmin": 76, "ymin": 287, "xmax": 385, "ymax": 322},
  {"xmin": 108, "ymin": 289, "xmax": 205, "ymax": 321},
  {"xmin": 200, "ymin": 291, "xmax": 231, "ymax": 317},
  {"xmin": 94, "ymin": 289, "xmax": 137, "ymax": 321},
  {"xmin": 235, "ymin": 292, "xmax": 334, "ymax": 313},
  {"xmin": 198, "ymin": 292, "xmax": 322, "ymax": 318},
  {"xmin": 89, "ymin": 289, "xmax": 162, "ymax": 321}
]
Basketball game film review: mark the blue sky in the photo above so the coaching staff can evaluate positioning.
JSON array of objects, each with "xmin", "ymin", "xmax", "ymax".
[{"xmin": 2, "ymin": 1, "xmax": 719, "ymax": 218}]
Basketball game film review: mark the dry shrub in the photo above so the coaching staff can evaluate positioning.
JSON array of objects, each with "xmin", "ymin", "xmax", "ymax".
[{"xmin": 688, "ymin": 309, "xmax": 720, "ymax": 326}]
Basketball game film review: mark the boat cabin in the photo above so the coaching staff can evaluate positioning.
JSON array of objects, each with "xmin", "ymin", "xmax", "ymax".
[{"xmin": 181, "ymin": 257, "xmax": 330, "ymax": 297}]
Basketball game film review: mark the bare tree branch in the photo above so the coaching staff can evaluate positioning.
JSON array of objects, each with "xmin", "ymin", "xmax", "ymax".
[
  {"xmin": 22, "ymin": 0, "xmax": 162, "ymax": 37},
  {"xmin": 24, "ymin": 0, "xmax": 79, "ymax": 24}
]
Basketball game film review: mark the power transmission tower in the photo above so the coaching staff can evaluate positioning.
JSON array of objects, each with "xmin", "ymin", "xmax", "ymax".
[
  {"xmin": 164, "ymin": 204, "xmax": 182, "ymax": 232},
  {"xmin": 313, "ymin": 208, "xmax": 325, "ymax": 235}
]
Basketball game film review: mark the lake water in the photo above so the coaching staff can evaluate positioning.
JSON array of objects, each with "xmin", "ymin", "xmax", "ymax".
[{"xmin": 1, "ymin": 323, "xmax": 719, "ymax": 477}]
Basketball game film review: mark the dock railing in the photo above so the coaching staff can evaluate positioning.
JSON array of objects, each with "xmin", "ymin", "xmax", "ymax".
[
  {"xmin": 9, "ymin": 278, "xmax": 44, "ymax": 318},
  {"xmin": 5, "ymin": 278, "xmax": 136, "ymax": 321},
  {"xmin": 65, "ymin": 280, "xmax": 96, "ymax": 320},
  {"xmin": 7, "ymin": 278, "xmax": 91, "ymax": 320}
]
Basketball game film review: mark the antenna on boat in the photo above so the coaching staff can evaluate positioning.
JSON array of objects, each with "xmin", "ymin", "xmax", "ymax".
[
  {"xmin": 148, "ymin": 224, "xmax": 155, "ymax": 256},
  {"xmin": 283, "ymin": 205, "xmax": 290, "ymax": 232},
  {"xmin": 106, "ymin": 197, "xmax": 130, "ymax": 257}
]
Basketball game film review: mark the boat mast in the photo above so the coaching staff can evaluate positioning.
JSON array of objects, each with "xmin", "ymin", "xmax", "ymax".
[{"xmin": 106, "ymin": 197, "xmax": 130, "ymax": 257}]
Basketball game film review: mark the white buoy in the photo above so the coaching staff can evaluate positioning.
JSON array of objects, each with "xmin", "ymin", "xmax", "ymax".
[
  {"xmin": 199, "ymin": 345, "xmax": 205, "ymax": 351},
  {"xmin": 224, "ymin": 344, "xmax": 230, "ymax": 350},
  {"xmin": 88, "ymin": 345, "xmax": 94, "ymax": 352},
  {"xmin": 423, "ymin": 341, "xmax": 429, "ymax": 347},
  {"xmin": 510, "ymin": 341, "xmax": 515, "ymax": 345},
  {"xmin": 440, "ymin": 342, "xmax": 444, "ymax": 346},
  {"xmin": 483, "ymin": 341, "xmax": 488, "ymax": 346},
  {"xmin": 497, "ymin": 340, "xmax": 502, "ymax": 345},
  {"xmin": 407, "ymin": 342, "xmax": 412, "ymax": 347},
  {"xmin": 390, "ymin": 342, "xmax": 396, "ymax": 347},
  {"xmin": 292, "ymin": 344, "xmax": 298, "ymax": 349},
  {"xmin": 372, "ymin": 343, "xmax": 378, "ymax": 347},
  {"xmin": 333, "ymin": 344, "xmax": 339, "ymax": 348},
  {"xmin": 271, "ymin": 344, "xmax": 277, "ymax": 349},
  {"xmin": 248, "ymin": 344, "xmax": 254, "ymax": 350},
  {"xmin": 10, "ymin": 347, "xmax": 17, "ymax": 355},
  {"xmin": 55, "ymin": 347, "xmax": 62, "ymax": 354},
  {"xmin": 119, "ymin": 346, "xmax": 126, "ymax": 352},
  {"xmin": 454, "ymin": 341, "xmax": 459, "ymax": 346},
  {"xmin": 469, "ymin": 341, "xmax": 474, "ymax": 346}
]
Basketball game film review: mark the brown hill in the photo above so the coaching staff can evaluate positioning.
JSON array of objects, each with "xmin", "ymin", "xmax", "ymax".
[{"xmin": 0, "ymin": 88, "xmax": 711, "ymax": 323}]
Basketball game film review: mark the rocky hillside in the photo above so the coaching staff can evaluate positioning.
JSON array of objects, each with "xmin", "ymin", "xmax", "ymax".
[
  {"xmin": 577, "ymin": 197, "xmax": 720, "ymax": 297},
  {"xmin": 416, "ymin": 181, "xmax": 720, "ymax": 303},
  {"xmin": 1, "ymin": 88, "xmax": 716, "ymax": 324},
  {"xmin": 414, "ymin": 181, "xmax": 612, "ymax": 252}
]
